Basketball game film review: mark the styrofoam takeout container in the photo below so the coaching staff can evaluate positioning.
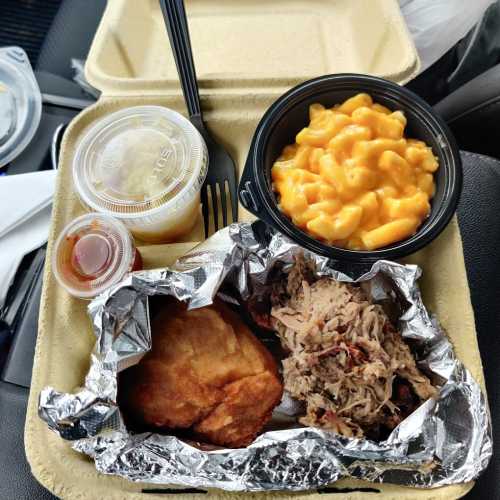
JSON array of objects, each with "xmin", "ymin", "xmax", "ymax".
[{"xmin": 25, "ymin": 0, "xmax": 486, "ymax": 498}]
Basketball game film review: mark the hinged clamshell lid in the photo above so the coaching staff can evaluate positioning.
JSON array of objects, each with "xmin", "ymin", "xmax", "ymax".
[{"xmin": 85, "ymin": 0, "xmax": 420, "ymax": 99}]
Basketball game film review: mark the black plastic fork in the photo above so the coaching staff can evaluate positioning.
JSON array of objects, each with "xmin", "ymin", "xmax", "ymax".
[{"xmin": 159, "ymin": 0, "xmax": 238, "ymax": 237}]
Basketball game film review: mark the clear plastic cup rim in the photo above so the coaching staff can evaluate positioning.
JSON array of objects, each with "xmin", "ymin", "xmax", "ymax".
[
  {"xmin": 72, "ymin": 106, "xmax": 208, "ymax": 220},
  {"xmin": 52, "ymin": 213, "xmax": 135, "ymax": 299}
]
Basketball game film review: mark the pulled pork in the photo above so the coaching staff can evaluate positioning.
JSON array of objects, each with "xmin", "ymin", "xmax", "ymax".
[{"xmin": 270, "ymin": 257, "xmax": 437, "ymax": 439}]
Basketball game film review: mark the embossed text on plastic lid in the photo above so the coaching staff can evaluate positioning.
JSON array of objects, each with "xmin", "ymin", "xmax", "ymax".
[{"xmin": 72, "ymin": 106, "xmax": 208, "ymax": 219}]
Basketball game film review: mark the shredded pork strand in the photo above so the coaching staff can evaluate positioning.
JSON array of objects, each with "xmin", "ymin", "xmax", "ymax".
[{"xmin": 270, "ymin": 256, "xmax": 437, "ymax": 439}]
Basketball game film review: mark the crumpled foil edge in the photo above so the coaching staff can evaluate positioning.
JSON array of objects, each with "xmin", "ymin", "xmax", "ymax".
[{"xmin": 38, "ymin": 222, "xmax": 492, "ymax": 492}]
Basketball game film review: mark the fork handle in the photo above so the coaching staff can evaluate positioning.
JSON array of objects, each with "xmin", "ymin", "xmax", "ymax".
[{"xmin": 159, "ymin": 0, "xmax": 203, "ymax": 121}]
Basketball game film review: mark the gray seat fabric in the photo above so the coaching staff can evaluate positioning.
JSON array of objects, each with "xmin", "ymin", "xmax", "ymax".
[
  {"xmin": 36, "ymin": 0, "xmax": 107, "ymax": 78},
  {"xmin": 406, "ymin": 0, "xmax": 500, "ymax": 107},
  {"xmin": 434, "ymin": 63, "xmax": 500, "ymax": 159},
  {"xmin": 0, "ymin": 0, "xmax": 61, "ymax": 65},
  {"xmin": 0, "ymin": 381, "xmax": 55, "ymax": 500}
]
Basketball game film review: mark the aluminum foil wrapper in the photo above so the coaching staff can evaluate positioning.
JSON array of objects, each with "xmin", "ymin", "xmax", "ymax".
[{"xmin": 38, "ymin": 222, "xmax": 492, "ymax": 492}]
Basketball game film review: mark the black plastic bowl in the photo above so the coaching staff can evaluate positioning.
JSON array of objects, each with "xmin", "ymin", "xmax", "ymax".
[{"xmin": 239, "ymin": 74, "xmax": 462, "ymax": 271}]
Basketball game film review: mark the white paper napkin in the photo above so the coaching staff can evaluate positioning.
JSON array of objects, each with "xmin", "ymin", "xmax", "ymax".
[
  {"xmin": 0, "ymin": 170, "xmax": 57, "ymax": 239},
  {"xmin": 0, "ymin": 170, "xmax": 57, "ymax": 308}
]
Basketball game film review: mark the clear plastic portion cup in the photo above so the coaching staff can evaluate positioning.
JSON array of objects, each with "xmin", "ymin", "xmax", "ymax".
[
  {"xmin": 72, "ymin": 106, "xmax": 208, "ymax": 242},
  {"xmin": 52, "ymin": 213, "xmax": 140, "ymax": 299}
]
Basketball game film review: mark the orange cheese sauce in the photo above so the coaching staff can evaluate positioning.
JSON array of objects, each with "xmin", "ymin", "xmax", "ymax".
[{"xmin": 271, "ymin": 93, "xmax": 439, "ymax": 250}]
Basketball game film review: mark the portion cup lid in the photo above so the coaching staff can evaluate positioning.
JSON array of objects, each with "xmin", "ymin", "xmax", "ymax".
[
  {"xmin": 73, "ymin": 106, "xmax": 208, "ymax": 217},
  {"xmin": 52, "ymin": 213, "xmax": 135, "ymax": 299},
  {"xmin": 0, "ymin": 47, "xmax": 42, "ymax": 168}
]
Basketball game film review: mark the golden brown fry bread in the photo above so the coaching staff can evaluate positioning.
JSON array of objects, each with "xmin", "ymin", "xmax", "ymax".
[{"xmin": 119, "ymin": 299, "xmax": 283, "ymax": 448}]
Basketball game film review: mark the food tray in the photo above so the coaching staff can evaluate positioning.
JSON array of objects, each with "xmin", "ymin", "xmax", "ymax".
[{"xmin": 24, "ymin": 0, "xmax": 486, "ymax": 498}]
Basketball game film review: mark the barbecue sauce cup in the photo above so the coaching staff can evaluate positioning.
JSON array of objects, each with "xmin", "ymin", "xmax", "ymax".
[{"xmin": 239, "ymin": 74, "xmax": 462, "ymax": 276}]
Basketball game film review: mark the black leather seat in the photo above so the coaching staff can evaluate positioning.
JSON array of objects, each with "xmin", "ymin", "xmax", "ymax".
[
  {"xmin": 435, "ymin": 63, "xmax": 500, "ymax": 159},
  {"xmin": 434, "ymin": 73, "xmax": 500, "ymax": 500},
  {"xmin": 455, "ymin": 152, "xmax": 500, "ymax": 500}
]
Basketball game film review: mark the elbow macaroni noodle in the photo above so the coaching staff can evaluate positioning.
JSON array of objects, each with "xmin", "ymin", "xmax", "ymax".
[{"xmin": 271, "ymin": 93, "xmax": 439, "ymax": 250}]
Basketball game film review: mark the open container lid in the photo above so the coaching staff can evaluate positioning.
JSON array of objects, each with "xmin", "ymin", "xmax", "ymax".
[
  {"xmin": 84, "ymin": 0, "xmax": 420, "ymax": 98},
  {"xmin": 0, "ymin": 46, "xmax": 42, "ymax": 168}
]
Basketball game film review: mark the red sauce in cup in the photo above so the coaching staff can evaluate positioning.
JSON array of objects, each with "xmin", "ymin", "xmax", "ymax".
[{"xmin": 53, "ymin": 213, "xmax": 142, "ymax": 299}]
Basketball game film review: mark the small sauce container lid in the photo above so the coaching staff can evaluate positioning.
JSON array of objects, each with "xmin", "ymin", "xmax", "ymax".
[
  {"xmin": 0, "ymin": 47, "xmax": 42, "ymax": 168},
  {"xmin": 72, "ymin": 106, "xmax": 208, "ymax": 218},
  {"xmin": 52, "ymin": 213, "xmax": 137, "ymax": 299}
]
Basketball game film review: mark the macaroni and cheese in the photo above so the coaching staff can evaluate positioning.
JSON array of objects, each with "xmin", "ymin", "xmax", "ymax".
[{"xmin": 271, "ymin": 93, "xmax": 439, "ymax": 250}]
